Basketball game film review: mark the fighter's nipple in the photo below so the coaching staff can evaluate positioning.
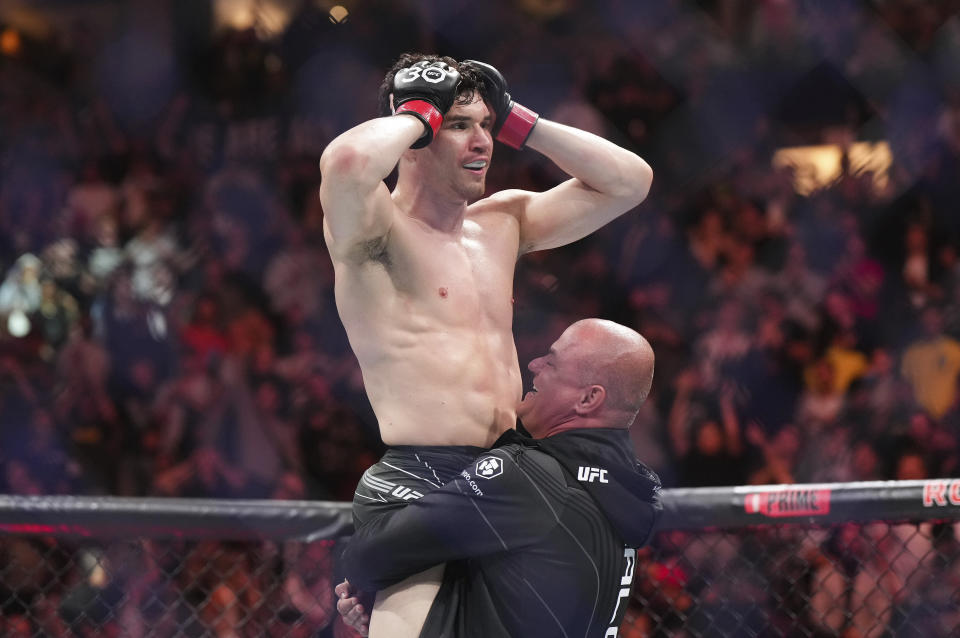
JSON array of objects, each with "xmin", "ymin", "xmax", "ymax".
[{"xmin": 439, "ymin": 287, "xmax": 448, "ymax": 298}]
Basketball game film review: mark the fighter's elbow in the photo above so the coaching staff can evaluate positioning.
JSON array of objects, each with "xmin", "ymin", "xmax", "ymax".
[
  {"xmin": 320, "ymin": 143, "xmax": 373, "ymax": 183},
  {"xmin": 601, "ymin": 155, "xmax": 652, "ymax": 208},
  {"xmin": 622, "ymin": 157, "xmax": 653, "ymax": 207},
  {"xmin": 319, "ymin": 143, "xmax": 356, "ymax": 174}
]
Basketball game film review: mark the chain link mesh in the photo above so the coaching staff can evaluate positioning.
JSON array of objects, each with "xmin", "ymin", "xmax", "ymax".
[
  {"xmin": 632, "ymin": 521, "xmax": 960, "ymax": 638},
  {"xmin": 1, "ymin": 520, "xmax": 958, "ymax": 636},
  {"xmin": 0, "ymin": 537, "xmax": 351, "ymax": 637}
]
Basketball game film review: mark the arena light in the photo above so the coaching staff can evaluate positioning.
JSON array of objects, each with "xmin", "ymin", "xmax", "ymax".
[
  {"xmin": 253, "ymin": 0, "xmax": 295, "ymax": 37},
  {"xmin": 0, "ymin": 27, "xmax": 21, "ymax": 56},
  {"xmin": 772, "ymin": 141, "xmax": 892, "ymax": 196},
  {"xmin": 213, "ymin": 0, "xmax": 296, "ymax": 36},
  {"xmin": 214, "ymin": 0, "xmax": 255, "ymax": 30},
  {"xmin": 328, "ymin": 5, "xmax": 348, "ymax": 24}
]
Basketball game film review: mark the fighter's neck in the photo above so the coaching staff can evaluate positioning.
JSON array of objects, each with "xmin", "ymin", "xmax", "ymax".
[{"xmin": 392, "ymin": 181, "xmax": 468, "ymax": 233}]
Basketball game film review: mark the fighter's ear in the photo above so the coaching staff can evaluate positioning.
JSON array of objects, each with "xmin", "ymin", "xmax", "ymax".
[{"xmin": 575, "ymin": 385, "xmax": 606, "ymax": 415}]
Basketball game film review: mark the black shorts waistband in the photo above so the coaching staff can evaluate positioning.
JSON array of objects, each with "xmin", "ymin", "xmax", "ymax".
[{"xmin": 379, "ymin": 445, "xmax": 488, "ymax": 485}]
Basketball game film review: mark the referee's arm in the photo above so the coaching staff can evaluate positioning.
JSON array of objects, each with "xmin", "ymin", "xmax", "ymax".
[{"xmin": 342, "ymin": 451, "xmax": 553, "ymax": 591}]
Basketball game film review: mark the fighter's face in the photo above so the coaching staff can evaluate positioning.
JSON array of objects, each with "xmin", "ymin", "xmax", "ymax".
[
  {"xmin": 425, "ymin": 96, "xmax": 494, "ymax": 201},
  {"xmin": 518, "ymin": 327, "xmax": 587, "ymax": 437}
]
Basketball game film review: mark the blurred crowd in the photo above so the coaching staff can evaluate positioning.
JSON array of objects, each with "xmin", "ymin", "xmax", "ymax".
[{"xmin": 1, "ymin": 0, "xmax": 960, "ymax": 635}]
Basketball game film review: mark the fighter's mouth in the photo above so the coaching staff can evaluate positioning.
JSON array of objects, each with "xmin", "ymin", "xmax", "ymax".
[{"xmin": 462, "ymin": 160, "xmax": 487, "ymax": 171}]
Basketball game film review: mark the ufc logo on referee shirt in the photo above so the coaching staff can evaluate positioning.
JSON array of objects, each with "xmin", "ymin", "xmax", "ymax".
[{"xmin": 577, "ymin": 466, "xmax": 609, "ymax": 483}]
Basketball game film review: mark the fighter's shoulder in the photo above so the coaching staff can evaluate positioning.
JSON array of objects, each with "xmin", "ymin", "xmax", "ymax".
[{"xmin": 468, "ymin": 188, "xmax": 534, "ymax": 221}]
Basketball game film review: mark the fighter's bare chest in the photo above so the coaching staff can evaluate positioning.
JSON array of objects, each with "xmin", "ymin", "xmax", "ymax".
[
  {"xmin": 401, "ymin": 233, "xmax": 511, "ymax": 306},
  {"xmin": 351, "ymin": 219, "xmax": 518, "ymax": 323}
]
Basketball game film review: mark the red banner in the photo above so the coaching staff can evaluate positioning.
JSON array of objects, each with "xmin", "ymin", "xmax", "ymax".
[{"xmin": 744, "ymin": 488, "xmax": 831, "ymax": 518}]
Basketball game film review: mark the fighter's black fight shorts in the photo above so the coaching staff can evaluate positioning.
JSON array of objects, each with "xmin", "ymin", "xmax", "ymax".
[{"xmin": 352, "ymin": 445, "xmax": 486, "ymax": 527}]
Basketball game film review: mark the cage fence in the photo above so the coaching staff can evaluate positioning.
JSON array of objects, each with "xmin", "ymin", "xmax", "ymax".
[{"xmin": 0, "ymin": 480, "xmax": 958, "ymax": 637}]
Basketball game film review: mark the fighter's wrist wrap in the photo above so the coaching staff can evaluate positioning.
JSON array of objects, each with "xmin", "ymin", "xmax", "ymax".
[
  {"xmin": 497, "ymin": 103, "xmax": 539, "ymax": 150},
  {"xmin": 395, "ymin": 100, "xmax": 443, "ymax": 148}
]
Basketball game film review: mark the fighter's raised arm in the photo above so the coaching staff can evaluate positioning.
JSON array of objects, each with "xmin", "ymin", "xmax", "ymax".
[
  {"xmin": 518, "ymin": 118, "xmax": 653, "ymax": 252},
  {"xmin": 318, "ymin": 60, "xmax": 461, "ymax": 257},
  {"xmin": 465, "ymin": 60, "xmax": 653, "ymax": 254}
]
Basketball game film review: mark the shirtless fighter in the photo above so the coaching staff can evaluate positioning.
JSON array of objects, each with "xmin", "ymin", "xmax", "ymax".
[{"xmin": 319, "ymin": 54, "xmax": 652, "ymax": 637}]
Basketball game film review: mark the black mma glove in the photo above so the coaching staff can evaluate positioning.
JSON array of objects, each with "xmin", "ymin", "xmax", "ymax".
[
  {"xmin": 392, "ymin": 60, "xmax": 461, "ymax": 149},
  {"xmin": 462, "ymin": 60, "xmax": 539, "ymax": 150}
]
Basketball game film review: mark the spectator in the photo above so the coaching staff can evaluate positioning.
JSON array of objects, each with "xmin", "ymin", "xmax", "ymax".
[
  {"xmin": 125, "ymin": 214, "xmax": 180, "ymax": 306},
  {"xmin": 708, "ymin": 234, "xmax": 769, "ymax": 303},
  {"xmin": 227, "ymin": 304, "xmax": 274, "ymax": 360},
  {"xmin": 745, "ymin": 423, "xmax": 799, "ymax": 485},
  {"xmin": 0, "ymin": 253, "xmax": 43, "ymax": 334},
  {"xmin": 694, "ymin": 298, "xmax": 752, "ymax": 389},
  {"xmin": 902, "ymin": 221, "xmax": 936, "ymax": 309},
  {"xmin": 900, "ymin": 304, "xmax": 960, "ymax": 420},
  {"xmin": 36, "ymin": 278, "xmax": 78, "ymax": 356},
  {"xmin": 849, "ymin": 522, "xmax": 906, "ymax": 638},
  {"xmin": 64, "ymin": 160, "xmax": 118, "ymax": 239},
  {"xmin": 263, "ymin": 225, "xmax": 329, "ymax": 320},
  {"xmin": 86, "ymin": 214, "xmax": 125, "ymax": 290},
  {"xmin": 668, "ymin": 369, "xmax": 747, "ymax": 487},
  {"xmin": 179, "ymin": 294, "xmax": 229, "ymax": 361},
  {"xmin": 766, "ymin": 243, "xmax": 826, "ymax": 331},
  {"xmin": 152, "ymin": 447, "xmax": 250, "ymax": 498},
  {"xmin": 806, "ymin": 525, "xmax": 858, "ymax": 636}
]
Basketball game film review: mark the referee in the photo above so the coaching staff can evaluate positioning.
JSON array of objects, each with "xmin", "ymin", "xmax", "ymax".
[{"xmin": 340, "ymin": 319, "xmax": 662, "ymax": 637}]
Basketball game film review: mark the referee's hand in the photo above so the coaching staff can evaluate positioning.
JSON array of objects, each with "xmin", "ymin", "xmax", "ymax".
[{"xmin": 336, "ymin": 579, "xmax": 371, "ymax": 636}]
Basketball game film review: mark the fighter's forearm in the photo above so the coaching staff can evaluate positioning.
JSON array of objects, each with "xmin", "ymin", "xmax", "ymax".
[
  {"xmin": 319, "ymin": 115, "xmax": 423, "ymax": 188},
  {"xmin": 525, "ymin": 119, "xmax": 653, "ymax": 202}
]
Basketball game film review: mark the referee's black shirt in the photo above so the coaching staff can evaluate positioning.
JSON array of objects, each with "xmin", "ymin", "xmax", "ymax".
[{"xmin": 342, "ymin": 427, "xmax": 662, "ymax": 637}]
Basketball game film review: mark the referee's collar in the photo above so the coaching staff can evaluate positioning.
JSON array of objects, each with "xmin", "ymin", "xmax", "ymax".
[{"xmin": 492, "ymin": 425, "xmax": 535, "ymax": 448}]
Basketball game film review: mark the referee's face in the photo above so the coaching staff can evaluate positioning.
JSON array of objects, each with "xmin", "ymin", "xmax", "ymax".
[{"xmin": 519, "ymin": 329, "xmax": 587, "ymax": 437}]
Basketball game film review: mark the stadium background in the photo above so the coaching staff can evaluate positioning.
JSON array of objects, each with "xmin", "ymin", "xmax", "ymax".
[{"xmin": 0, "ymin": 0, "xmax": 959, "ymax": 635}]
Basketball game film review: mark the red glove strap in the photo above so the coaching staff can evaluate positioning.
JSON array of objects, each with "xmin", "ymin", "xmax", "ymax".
[
  {"xmin": 497, "ymin": 103, "xmax": 539, "ymax": 150},
  {"xmin": 395, "ymin": 100, "xmax": 443, "ymax": 142}
]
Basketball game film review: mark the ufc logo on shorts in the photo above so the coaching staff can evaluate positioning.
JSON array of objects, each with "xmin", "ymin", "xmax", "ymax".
[
  {"xmin": 391, "ymin": 486, "xmax": 423, "ymax": 501},
  {"xmin": 577, "ymin": 466, "xmax": 609, "ymax": 483}
]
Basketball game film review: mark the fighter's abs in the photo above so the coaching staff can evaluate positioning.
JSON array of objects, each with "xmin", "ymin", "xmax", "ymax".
[{"xmin": 332, "ymin": 218, "xmax": 522, "ymax": 446}]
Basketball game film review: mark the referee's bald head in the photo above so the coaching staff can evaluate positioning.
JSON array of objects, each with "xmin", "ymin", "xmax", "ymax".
[
  {"xmin": 520, "ymin": 319, "xmax": 655, "ymax": 437},
  {"xmin": 566, "ymin": 319, "xmax": 655, "ymax": 425}
]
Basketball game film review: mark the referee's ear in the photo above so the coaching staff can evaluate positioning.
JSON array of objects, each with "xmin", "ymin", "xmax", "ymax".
[{"xmin": 575, "ymin": 385, "xmax": 605, "ymax": 416}]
